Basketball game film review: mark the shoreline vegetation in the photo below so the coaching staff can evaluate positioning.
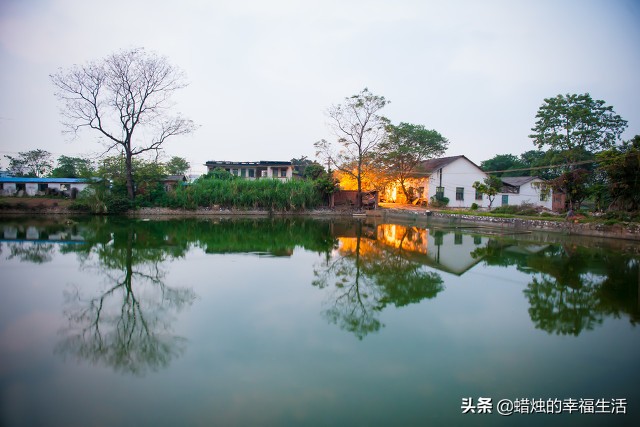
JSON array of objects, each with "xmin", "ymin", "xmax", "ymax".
[{"xmin": 1, "ymin": 196, "xmax": 640, "ymax": 242}]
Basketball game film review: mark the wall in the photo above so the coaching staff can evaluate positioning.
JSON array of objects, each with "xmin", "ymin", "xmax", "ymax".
[
  {"xmin": 427, "ymin": 159, "xmax": 488, "ymax": 208},
  {"xmin": 498, "ymin": 180, "xmax": 553, "ymax": 210}
]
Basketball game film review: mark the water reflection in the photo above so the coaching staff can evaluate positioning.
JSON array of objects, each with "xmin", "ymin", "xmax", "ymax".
[
  {"xmin": 56, "ymin": 221, "xmax": 197, "ymax": 375},
  {"xmin": 313, "ymin": 222, "xmax": 444, "ymax": 339},
  {"xmin": 1, "ymin": 217, "xmax": 638, "ymax": 345},
  {"xmin": 473, "ymin": 238, "xmax": 640, "ymax": 335}
]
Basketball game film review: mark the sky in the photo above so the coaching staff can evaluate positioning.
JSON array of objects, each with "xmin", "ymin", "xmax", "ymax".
[{"xmin": 1, "ymin": 0, "xmax": 639, "ymax": 175}]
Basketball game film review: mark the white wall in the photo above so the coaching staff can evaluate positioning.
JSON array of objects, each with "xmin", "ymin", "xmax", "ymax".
[
  {"xmin": 498, "ymin": 179, "xmax": 552, "ymax": 210},
  {"xmin": 427, "ymin": 158, "xmax": 488, "ymax": 208}
]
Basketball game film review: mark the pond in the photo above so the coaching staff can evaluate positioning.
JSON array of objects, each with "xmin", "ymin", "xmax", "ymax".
[{"xmin": 0, "ymin": 216, "xmax": 638, "ymax": 427}]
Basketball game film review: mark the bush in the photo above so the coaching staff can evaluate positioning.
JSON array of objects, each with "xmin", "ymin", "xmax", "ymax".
[
  {"xmin": 470, "ymin": 203, "xmax": 479, "ymax": 210},
  {"xmin": 69, "ymin": 201, "xmax": 91, "ymax": 212},
  {"xmin": 430, "ymin": 195, "xmax": 449, "ymax": 208}
]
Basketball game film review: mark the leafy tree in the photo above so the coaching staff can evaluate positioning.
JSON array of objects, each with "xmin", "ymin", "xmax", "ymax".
[
  {"xmin": 529, "ymin": 93, "xmax": 627, "ymax": 165},
  {"xmin": 315, "ymin": 88, "xmax": 389, "ymax": 208},
  {"xmin": 50, "ymin": 155, "xmax": 94, "ymax": 178},
  {"xmin": 377, "ymin": 122, "xmax": 448, "ymax": 202},
  {"xmin": 472, "ymin": 176, "xmax": 502, "ymax": 208},
  {"xmin": 51, "ymin": 47, "xmax": 196, "ymax": 200},
  {"xmin": 597, "ymin": 135, "xmax": 640, "ymax": 211},
  {"xmin": 301, "ymin": 162, "xmax": 338, "ymax": 203},
  {"xmin": 4, "ymin": 149, "xmax": 53, "ymax": 177},
  {"xmin": 480, "ymin": 154, "xmax": 526, "ymax": 177},
  {"xmin": 165, "ymin": 156, "xmax": 190, "ymax": 175},
  {"xmin": 529, "ymin": 93, "xmax": 626, "ymax": 208}
]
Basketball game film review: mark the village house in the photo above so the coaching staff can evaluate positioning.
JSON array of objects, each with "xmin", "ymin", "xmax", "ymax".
[
  {"xmin": 499, "ymin": 176, "xmax": 552, "ymax": 210},
  {"xmin": 161, "ymin": 174, "xmax": 188, "ymax": 192},
  {"xmin": 384, "ymin": 155, "xmax": 489, "ymax": 208},
  {"xmin": 0, "ymin": 177, "xmax": 91, "ymax": 198},
  {"xmin": 204, "ymin": 161, "xmax": 293, "ymax": 180}
]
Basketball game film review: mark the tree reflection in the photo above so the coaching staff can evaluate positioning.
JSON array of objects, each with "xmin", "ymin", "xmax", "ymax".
[
  {"xmin": 523, "ymin": 245, "xmax": 639, "ymax": 335},
  {"xmin": 314, "ymin": 222, "xmax": 444, "ymax": 339},
  {"xmin": 8, "ymin": 242, "xmax": 55, "ymax": 263},
  {"xmin": 57, "ymin": 223, "xmax": 196, "ymax": 375}
]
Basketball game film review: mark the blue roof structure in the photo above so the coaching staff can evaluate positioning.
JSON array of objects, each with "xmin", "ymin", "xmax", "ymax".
[{"xmin": 0, "ymin": 177, "xmax": 92, "ymax": 183}]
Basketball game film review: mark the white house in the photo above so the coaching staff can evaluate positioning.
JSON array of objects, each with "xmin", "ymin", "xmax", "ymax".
[
  {"xmin": 385, "ymin": 155, "xmax": 489, "ymax": 208},
  {"xmin": 204, "ymin": 160, "xmax": 293, "ymax": 180},
  {"xmin": 0, "ymin": 177, "xmax": 91, "ymax": 197},
  {"xmin": 499, "ymin": 176, "xmax": 552, "ymax": 210}
]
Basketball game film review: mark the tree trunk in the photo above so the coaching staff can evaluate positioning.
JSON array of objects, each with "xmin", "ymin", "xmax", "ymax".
[
  {"xmin": 125, "ymin": 151, "xmax": 135, "ymax": 200},
  {"xmin": 400, "ymin": 179, "xmax": 412, "ymax": 203}
]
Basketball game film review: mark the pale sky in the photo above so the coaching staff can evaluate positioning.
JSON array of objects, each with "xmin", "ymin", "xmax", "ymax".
[{"xmin": 1, "ymin": 0, "xmax": 639, "ymax": 174}]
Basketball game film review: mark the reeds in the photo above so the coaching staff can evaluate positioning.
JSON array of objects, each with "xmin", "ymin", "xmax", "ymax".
[{"xmin": 167, "ymin": 177, "xmax": 322, "ymax": 211}]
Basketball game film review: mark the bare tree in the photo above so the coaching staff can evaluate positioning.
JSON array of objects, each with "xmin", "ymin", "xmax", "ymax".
[
  {"xmin": 51, "ymin": 48, "xmax": 196, "ymax": 199},
  {"xmin": 316, "ymin": 88, "xmax": 389, "ymax": 208}
]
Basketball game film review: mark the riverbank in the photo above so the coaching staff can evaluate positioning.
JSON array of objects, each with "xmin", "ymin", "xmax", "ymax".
[
  {"xmin": 2, "ymin": 197, "xmax": 640, "ymax": 241},
  {"xmin": 373, "ymin": 204, "xmax": 640, "ymax": 241}
]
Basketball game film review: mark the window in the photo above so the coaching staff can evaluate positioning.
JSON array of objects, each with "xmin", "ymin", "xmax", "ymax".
[
  {"xmin": 475, "ymin": 189, "xmax": 483, "ymax": 200},
  {"xmin": 231, "ymin": 168, "xmax": 238, "ymax": 176},
  {"xmin": 454, "ymin": 233, "xmax": 463, "ymax": 245},
  {"xmin": 261, "ymin": 170, "xmax": 268, "ymax": 178},
  {"xmin": 540, "ymin": 192, "xmax": 548, "ymax": 201},
  {"xmin": 280, "ymin": 168, "xmax": 287, "ymax": 178},
  {"xmin": 502, "ymin": 195, "xmax": 509, "ymax": 205},
  {"xmin": 456, "ymin": 187, "xmax": 464, "ymax": 201},
  {"xmin": 436, "ymin": 186, "xmax": 444, "ymax": 199},
  {"xmin": 248, "ymin": 169, "xmax": 255, "ymax": 178},
  {"xmin": 38, "ymin": 183, "xmax": 48, "ymax": 192},
  {"xmin": 240, "ymin": 169, "xmax": 246, "ymax": 177}
]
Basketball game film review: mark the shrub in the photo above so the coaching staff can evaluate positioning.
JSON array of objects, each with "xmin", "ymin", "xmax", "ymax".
[
  {"xmin": 430, "ymin": 195, "xmax": 449, "ymax": 208},
  {"xmin": 470, "ymin": 203, "xmax": 479, "ymax": 210}
]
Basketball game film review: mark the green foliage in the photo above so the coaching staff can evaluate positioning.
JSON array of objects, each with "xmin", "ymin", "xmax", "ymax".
[
  {"xmin": 547, "ymin": 169, "xmax": 591, "ymax": 209},
  {"xmin": 377, "ymin": 122, "xmax": 448, "ymax": 202},
  {"xmin": 75, "ymin": 185, "xmax": 133, "ymax": 214},
  {"xmin": 165, "ymin": 156, "xmax": 190, "ymax": 175},
  {"xmin": 597, "ymin": 135, "xmax": 640, "ymax": 211},
  {"xmin": 480, "ymin": 154, "xmax": 526, "ymax": 177},
  {"xmin": 166, "ymin": 176, "xmax": 322, "ymax": 211},
  {"xmin": 529, "ymin": 93, "xmax": 627, "ymax": 165},
  {"xmin": 491, "ymin": 202, "xmax": 541, "ymax": 216},
  {"xmin": 470, "ymin": 203, "xmax": 479, "ymax": 210},
  {"xmin": 430, "ymin": 195, "xmax": 449, "ymax": 208},
  {"xmin": 472, "ymin": 176, "xmax": 501, "ymax": 208},
  {"xmin": 4, "ymin": 149, "xmax": 53, "ymax": 177},
  {"xmin": 96, "ymin": 155, "xmax": 168, "ymax": 207},
  {"xmin": 205, "ymin": 167, "xmax": 235, "ymax": 181},
  {"xmin": 50, "ymin": 155, "xmax": 94, "ymax": 178}
]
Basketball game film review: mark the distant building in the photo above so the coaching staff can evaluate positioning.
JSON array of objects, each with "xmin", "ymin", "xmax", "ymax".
[
  {"xmin": 161, "ymin": 174, "xmax": 188, "ymax": 192},
  {"xmin": 0, "ymin": 177, "xmax": 91, "ymax": 197},
  {"xmin": 499, "ymin": 176, "xmax": 552, "ymax": 210},
  {"xmin": 204, "ymin": 161, "xmax": 293, "ymax": 180}
]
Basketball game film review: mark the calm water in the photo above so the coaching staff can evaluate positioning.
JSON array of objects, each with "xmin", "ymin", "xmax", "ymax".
[{"xmin": 0, "ymin": 216, "xmax": 638, "ymax": 427}]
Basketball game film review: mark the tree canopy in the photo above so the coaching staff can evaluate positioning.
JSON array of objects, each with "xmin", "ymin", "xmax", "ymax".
[
  {"xmin": 51, "ymin": 47, "xmax": 196, "ymax": 199},
  {"xmin": 165, "ymin": 156, "xmax": 190, "ymax": 175},
  {"xmin": 597, "ymin": 135, "xmax": 640, "ymax": 211},
  {"xmin": 50, "ymin": 155, "xmax": 94, "ymax": 178},
  {"xmin": 529, "ymin": 93, "xmax": 627, "ymax": 165},
  {"xmin": 316, "ymin": 88, "xmax": 389, "ymax": 208},
  {"xmin": 377, "ymin": 122, "xmax": 448, "ymax": 202},
  {"xmin": 4, "ymin": 149, "xmax": 53, "ymax": 177}
]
